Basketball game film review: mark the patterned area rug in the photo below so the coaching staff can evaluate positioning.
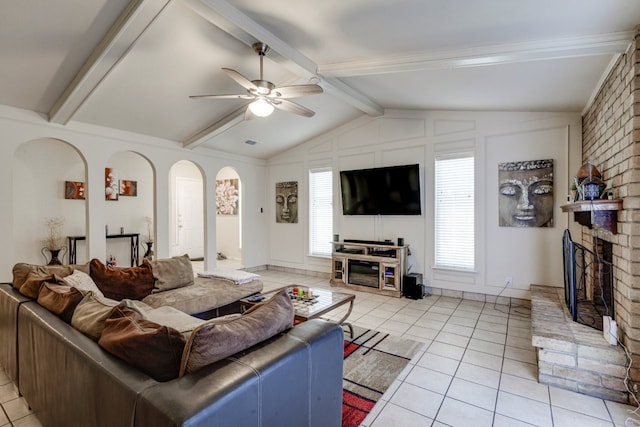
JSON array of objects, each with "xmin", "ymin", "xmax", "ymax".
[{"xmin": 342, "ymin": 326, "xmax": 423, "ymax": 427}]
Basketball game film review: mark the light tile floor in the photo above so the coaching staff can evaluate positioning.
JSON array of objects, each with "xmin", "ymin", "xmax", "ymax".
[
  {"xmin": 2, "ymin": 268, "xmax": 640, "ymax": 426},
  {"xmin": 255, "ymin": 269, "xmax": 640, "ymax": 427}
]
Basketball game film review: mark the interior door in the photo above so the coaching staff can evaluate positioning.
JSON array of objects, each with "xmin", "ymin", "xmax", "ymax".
[{"xmin": 174, "ymin": 177, "xmax": 204, "ymax": 258}]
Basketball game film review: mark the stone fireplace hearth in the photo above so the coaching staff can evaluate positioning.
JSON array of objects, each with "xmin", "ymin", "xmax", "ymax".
[{"xmin": 531, "ymin": 285, "xmax": 628, "ymax": 403}]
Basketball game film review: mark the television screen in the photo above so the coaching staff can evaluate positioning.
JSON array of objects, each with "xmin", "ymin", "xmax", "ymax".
[{"xmin": 340, "ymin": 164, "xmax": 422, "ymax": 215}]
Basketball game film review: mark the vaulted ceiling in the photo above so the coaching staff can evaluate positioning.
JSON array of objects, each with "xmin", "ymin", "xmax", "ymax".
[{"xmin": 2, "ymin": 0, "xmax": 640, "ymax": 158}]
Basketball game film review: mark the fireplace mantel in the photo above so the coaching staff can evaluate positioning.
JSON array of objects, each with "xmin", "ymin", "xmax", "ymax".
[{"xmin": 561, "ymin": 199, "xmax": 623, "ymax": 234}]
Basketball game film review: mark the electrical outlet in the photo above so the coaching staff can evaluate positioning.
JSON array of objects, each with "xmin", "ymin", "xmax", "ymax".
[{"xmin": 506, "ymin": 277, "xmax": 512, "ymax": 286}]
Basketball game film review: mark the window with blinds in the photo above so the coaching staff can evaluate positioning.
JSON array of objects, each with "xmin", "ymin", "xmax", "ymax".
[
  {"xmin": 435, "ymin": 155, "xmax": 475, "ymax": 270},
  {"xmin": 309, "ymin": 168, "xmax": 333, "ymax": 257}
]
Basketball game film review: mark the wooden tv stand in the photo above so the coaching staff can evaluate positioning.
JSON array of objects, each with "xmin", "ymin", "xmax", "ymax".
[{"xmin": 330, "ymin": 241, "xmax": 407, "ymax": 297}]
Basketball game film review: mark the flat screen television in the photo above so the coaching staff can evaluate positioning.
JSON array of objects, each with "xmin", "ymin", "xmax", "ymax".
[{"xmin": 340, "ymin": 164, "xmax": 422, "ymax": 215}]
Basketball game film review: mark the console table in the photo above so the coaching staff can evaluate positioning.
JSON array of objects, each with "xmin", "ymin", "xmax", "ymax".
[
  {"xmin": 67, "ymin": 233, "xmax": 140, "ymax": 266},
  {"xmin": 330, "ymin": 241, "xmax": 407, "ymax": 297}
]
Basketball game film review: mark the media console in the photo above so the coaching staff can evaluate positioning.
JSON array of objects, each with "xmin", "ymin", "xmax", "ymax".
[{"xmin": 330, "ymin": 241, "xmax": 407, "ymax": 297}]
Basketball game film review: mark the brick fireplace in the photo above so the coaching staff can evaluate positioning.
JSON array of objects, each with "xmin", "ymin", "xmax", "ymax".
[
  {"xmin": 581, "ymin": 30, "xmax": 640, "ymax": 390},
  {"xmin": 530, "ymin": 29, "xmax": 640, "ymax": 404}
]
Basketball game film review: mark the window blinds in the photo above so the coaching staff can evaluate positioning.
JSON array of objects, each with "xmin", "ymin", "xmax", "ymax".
[
  {"xmin": 435, "ymin": 155, "xmax": 475, "ymax": 270},
  {"xmin": 309, "ymin": 168, "xmax": 333, "ymax": 256}
]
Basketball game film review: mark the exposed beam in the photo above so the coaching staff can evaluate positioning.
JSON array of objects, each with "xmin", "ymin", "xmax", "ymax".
[
  {"xmin": 183, "ymin": 105, "xmax": 246, "ymax": 149},
  {"xmin": 318, "ymin": 32, "xmax": 635, "ymax": 77},
  {"xmin": 49, "ymin": 0, "xmax": 171, "ymax": 124},
  {"xmin": 181, "ymin": 0, "xmax": 383, "ymax": 117}
]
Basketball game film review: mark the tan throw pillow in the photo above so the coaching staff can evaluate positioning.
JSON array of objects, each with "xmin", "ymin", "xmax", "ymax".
[
  {"xmin": 13, "ymin": 263, "xmax": 74, "ymax": 294},
  {"xmin": 89, "ymin": 259, "xmax": 154, "ymax": 301},
  {"xmin": 99, "ymin": 307, "xmax": 186, "ymax": 382},
  {"xmin": 179, "ymin": 289, "xmax": 294, "ymax": 377},
  {"xmin": 61, "ymin": 270, "xmax": 105, "ymax": 298},
  {"xmin": 37, "ymin": 282, "xmax": 84, "ymax": 323},
  {"xmin": 71, "ymin": 292, "xmax": 149, "ymax": 340},
  {"xmin": 143, "ymin": 254, "xmax": 194, "ymax": 293},
  {"xmin": 18, "ymin": 270, "xmax": 55, "ymax": 299}
]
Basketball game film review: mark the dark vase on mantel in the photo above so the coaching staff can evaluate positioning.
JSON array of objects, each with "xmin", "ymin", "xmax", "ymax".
[{"xmin": 41, "ymin": 246, "xmax": 67, "ymax": 265}]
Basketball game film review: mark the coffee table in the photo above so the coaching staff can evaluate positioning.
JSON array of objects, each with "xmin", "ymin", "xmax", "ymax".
[{"xmin": 240, "ymin": 286, "xmax": 355, "ymax": 335}]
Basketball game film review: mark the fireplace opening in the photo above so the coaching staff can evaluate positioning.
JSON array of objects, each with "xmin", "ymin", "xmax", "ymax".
[{"xmin": 562, "ymin": 229, "xmax": 614, "ymax": 330}]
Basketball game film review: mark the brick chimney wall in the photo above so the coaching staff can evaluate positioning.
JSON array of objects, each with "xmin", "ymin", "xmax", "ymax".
[{"xmin": 582, "ymin": 31, "xmax": 640, "ymax": 384}]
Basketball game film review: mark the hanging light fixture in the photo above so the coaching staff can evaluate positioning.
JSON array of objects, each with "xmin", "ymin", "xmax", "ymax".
[{"xmin": 248, "ymin": 97, "xmax": 274, "ymax": 117}]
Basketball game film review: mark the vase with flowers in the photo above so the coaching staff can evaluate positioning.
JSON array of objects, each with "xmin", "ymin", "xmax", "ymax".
[
  {"xmin": 41, "ymin": 217, "xmax": 66, "ymax": 265},
  {"xmin": 143, "ymin": 216, "xmax": 154, "ymax": 261}
]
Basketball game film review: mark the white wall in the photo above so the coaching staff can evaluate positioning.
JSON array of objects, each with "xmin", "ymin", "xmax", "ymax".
[
  {"xmin": 0, "ymin": 105, "xmax": 269, "ymax": 281},
  {"xmin": 267, "ymin": 109, "xmax": 582, "ymax": 299}
]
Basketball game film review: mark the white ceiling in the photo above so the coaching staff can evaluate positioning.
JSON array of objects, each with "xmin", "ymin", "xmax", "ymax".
[{"xmin": 1, "ymin": 0, "xmax": 639, "ymax": 159}]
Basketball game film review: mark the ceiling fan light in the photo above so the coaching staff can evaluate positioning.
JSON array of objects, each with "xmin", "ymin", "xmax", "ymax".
[{"xmin": 248, "ymin": 98, "xmax": 274, "ymax": 117}]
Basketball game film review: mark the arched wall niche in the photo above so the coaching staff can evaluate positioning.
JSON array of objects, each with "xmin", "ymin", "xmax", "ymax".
[
  {"xmin": 12, "ymin": 138, "xmax": 87, "ymax": 265},
  {"xmin": 103, "ymin": 151, "xmax": 154, "ymax": 266},
  {"xmin": 215, "ymin": 166, "xmax": 242, "ymax": 267},
  {"xmin": 169, "ymin": 160, "xmax": 205, "ymax": 261}
]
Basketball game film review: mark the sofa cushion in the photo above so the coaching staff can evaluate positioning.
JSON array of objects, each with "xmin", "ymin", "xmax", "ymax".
[
  {"xmin": 99, "ymin": 307, "xmax": 186, "ymax": 382},
  {"xmin": 61, "ymin": 270, "xmax": 105, "ymax": 298},
  {"xmin": 37, "ymin": 282, "xmax": 84, "ymax": 323},
  {"xmin": 143, "ymin": 254, "xmax": 194, "ymax": 293},
  {"xmin": 71, "ymin": 292, "xmax": 149, "ymax": 340},
  {"xmin": 13, "ymin": 263, "xmax": 74, "ymax": 295},
  {"xmin": 142, "ymin": 276, "xmax": 263, "ymax": 315},
  {"xmin": 179, "ymin": 289, "xmax": 294, "ymax": 376},
  {"xmin": 89, "ymin": 259, "xmax": 154, "ymax": 301},
  {"xmin": 143, "ymin": 306, "xmax": 208, "ymax": 334}
]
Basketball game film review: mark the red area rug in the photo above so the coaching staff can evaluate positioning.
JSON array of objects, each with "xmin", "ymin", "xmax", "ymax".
[{"xmin": 341, "ymin": 327, "xmax": 422, "ymax": 427}]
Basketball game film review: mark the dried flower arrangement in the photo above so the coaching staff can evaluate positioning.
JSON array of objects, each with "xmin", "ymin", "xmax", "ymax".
[
  {"xmin": 144, "ymin": 216, "xmax": 154, "ymax": 243},
  {"xmin": 43, "ymin": 217, "xmax": 65, "ymax": 250}
]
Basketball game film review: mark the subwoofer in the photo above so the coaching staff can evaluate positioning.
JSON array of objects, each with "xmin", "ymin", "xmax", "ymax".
[{"xmin": 403, "ymin": 273, "xmax": 423, "ymax": 300}]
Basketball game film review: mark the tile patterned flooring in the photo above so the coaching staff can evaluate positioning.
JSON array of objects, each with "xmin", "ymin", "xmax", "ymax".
[{"xmin": 2, "ymin": 268, "xmax": 639, "ymax": 426}]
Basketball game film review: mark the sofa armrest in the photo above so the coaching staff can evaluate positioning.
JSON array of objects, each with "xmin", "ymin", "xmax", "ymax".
[
  {"xmin": 135, "ymin": 320, "xmax": 344, "ymax": 427},
  {"xmin": 17, "ymin": 302, "xmax": 158, "ymax": 427},
  {"xmin": 0, "ymin": 283, "xmax": 30, "ymax": 388}
]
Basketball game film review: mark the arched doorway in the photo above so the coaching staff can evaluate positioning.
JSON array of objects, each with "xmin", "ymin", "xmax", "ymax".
[
  {"xmin": 169, "ymin": 161, "xmax": 204, "ymax": 260},
  {"xmin": 104, "ymin": 151, "xmax": 154, "ymax": 266},
  {"xmin": 215, "ymin": 167, "xmax": 242, "ymax": 269},
  {"xmin": 12, "ymin": 138, "xmax": 86, "ymax": 265}
]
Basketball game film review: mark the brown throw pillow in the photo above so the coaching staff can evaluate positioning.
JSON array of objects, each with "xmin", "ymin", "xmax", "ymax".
[
  {"xmin": 13, "ymin": 263, "xmax": 74, "ymax": 295},
  {"xmin": 89, "ymin": 259, "xmax": 154, "ymax": 301},
  {"xmin": 179, "ymin": 289, "xmax": 294, "ymax": 377},
  {"xmin": 143, "ymin": 254, "xmax": 194, "ymax": 293},
  {"xmin": 37, "ymin": 282, "xmax": 84, "ymax": 323},
  {"xmin": 99, "ymin": 307, "xmax": 186, "ymax": 382}
]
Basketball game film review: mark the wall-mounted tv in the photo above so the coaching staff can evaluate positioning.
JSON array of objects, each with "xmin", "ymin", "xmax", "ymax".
[{"xmin": 340, "ymin": 164, "xmax": 422, "ymax": 215}]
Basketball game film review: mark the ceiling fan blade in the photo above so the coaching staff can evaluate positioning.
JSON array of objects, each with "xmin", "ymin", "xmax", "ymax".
[
  {"xmin": 272, "ymin": 99, "xmax": 315, "ymax": 117},
  {"xmin": 189, "ymin": 94, "xmax": 254, "ymax": 100},
  {"xmin": 274, "ymin": 84, "xmax": 323, "ymax": 99},
  {"xmin": 223, "ymin": 68, "xmax": 258, "ymax": 91},
  {"xmin": 274, "ymin": 84, "xmax": 324, "ymax": 99}
]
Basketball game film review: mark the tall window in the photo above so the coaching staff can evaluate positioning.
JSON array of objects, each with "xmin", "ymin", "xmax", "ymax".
[
  {"xmin": 435, "ymin": 155, "xmax": 475, "ymax": 270},
  {"xmin": 309, "ymin": 168, "xmax": 333, "ymax": 256}
]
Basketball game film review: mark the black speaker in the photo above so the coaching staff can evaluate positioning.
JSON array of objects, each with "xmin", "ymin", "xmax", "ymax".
[
  {"xmin": 403, "ymin": 273, "xmax": 423, "ymax": 299},
  {"xmin": 397, "ymin": 237, "xmax": 404, "ymax": 246}
]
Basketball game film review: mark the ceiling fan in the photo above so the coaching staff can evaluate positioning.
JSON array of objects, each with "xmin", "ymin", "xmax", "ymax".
[{"xmin": 190, "ymin": 42, "xmax": 323, "ymax": 119}]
